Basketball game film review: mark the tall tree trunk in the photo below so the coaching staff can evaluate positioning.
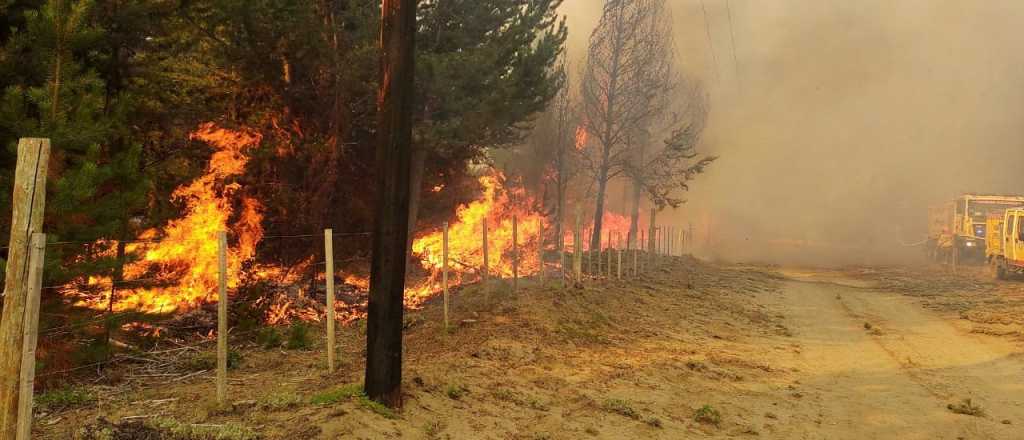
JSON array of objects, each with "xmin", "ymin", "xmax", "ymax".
[
  {"xmin": 627, "ymin": 177, "xmax": 642, "ymax": 248},
  {"xmin": 365, "ymin": 0, "xmax": 416, "ymax": 408},
  {"xmin": 647, "ymin": 207, "xmax": 657, "ymax": 252},
  {"xmin": 405, "ymin": 146, "xmax": 427, "ymax": 264},
  {"xmin": 590, "ymin": 162, "xmax": 609, "ymax": 250},
  {"xmin": 555, "ymin": 154, "xmax": 566, "ymax": 254}
]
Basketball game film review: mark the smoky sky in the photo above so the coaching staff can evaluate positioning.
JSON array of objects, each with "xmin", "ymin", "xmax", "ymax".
[{"xmin": 559, "ymin": 0, "xmax": 1024, "ymax": 265}]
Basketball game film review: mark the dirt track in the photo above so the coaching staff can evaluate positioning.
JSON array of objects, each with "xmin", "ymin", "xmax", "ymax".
[
  {"xmin": 765, "ymin": 270, "xmax": 1024, "ymax": 439},
  {"xmin": 44, "ymin": 261, "xmax": 1024, "ymax": 439}
]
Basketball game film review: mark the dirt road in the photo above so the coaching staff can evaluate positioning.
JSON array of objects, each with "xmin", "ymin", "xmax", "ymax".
[
  {"xmin": 764, "ymin": 271, "xmax": 1024, "ymax": 439},
  {"xmin": 49, "ymin": 262, "xmax": 1024, "ymax": 439}
]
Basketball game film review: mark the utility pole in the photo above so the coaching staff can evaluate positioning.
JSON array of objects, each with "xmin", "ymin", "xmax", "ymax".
[
  {"xmin": 0, "ymin": 138, "xmax": 50, "ymax": 440},
  {"xmin": 365, "ymin": 0, "xmax": 416, "ymax": 408}
]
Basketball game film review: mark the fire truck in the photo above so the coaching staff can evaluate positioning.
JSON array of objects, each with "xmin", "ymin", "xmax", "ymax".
[
  {"xmin": 928, "ymin": 194, "xmax": 1024, "ymax": 263},
  {"xmin": 987, "ymin": 207, "xmax": 1024, "ymax": 279}
]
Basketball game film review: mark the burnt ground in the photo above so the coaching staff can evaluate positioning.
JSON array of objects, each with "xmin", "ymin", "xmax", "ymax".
[{"xmin": 34, "ymin": 258, "xmax": 1024, "ymax": 439}]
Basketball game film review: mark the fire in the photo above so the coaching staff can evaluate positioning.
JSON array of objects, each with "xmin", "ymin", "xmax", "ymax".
[
  {"xmin": 600, "ymin": 211, "xmax": 634, "ymax": 245},
  {"xmin": 407, "ymin": 172, "xmax": 546, "ymax": 303},
  {"xmin": 68, "ymin": 128, "xmax": 561, "ymax": 323},
  {"xmin": 75, "ymin": 123, "xmax": 265, "ymax": 313},
  {"xmin": 563, "ymin": 211, "xmax": 642, "ymax": 251},
  {"xmin": 574, "ymin": 126, "xmax": 588, "ymax": 151}
]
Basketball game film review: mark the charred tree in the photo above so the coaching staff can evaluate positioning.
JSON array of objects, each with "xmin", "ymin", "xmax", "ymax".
[
  {"xmin": 582, "ymin": 0, "xmax": 673, "ymax": 250},
  {"xmin": 365, "ymin": 0, "xmax": 416, "ymax": 408},
  {"xmin": 625, "ymin": 81, "xmax": 717, "ymax": 216}
]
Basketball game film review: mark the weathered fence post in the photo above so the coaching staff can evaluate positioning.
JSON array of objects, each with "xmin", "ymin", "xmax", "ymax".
[
  {"xmin": 674, "ymin": 227, "xmax": 678, "ymax": 256},
  {"xmin": 324, "ymin": 229, "xmax": 336, "ymax": 373},
  {"xmin": 653, "ymin": 227, "xmax": 659, "ymax": 255},
  {"xmin": 0, "ymin": 138, "xmax": 49, "ymax": 440},
  {"xmin": 664, "ymin": 226, "xmax": 669, "ymax": 256},
  {"xmin": 574, "ymin": 211, "xmax": 582, "ymax": 283},
  {"xmin": 15, "ymin": 233, "xmax": 44, "ymax": 440},
  {"xmin": 443, "ymin": 222, "xmax": 450, "ymax": 329},
  {"xmin": 481, "ymin": 221, "xmax": 489, "ymax": 283},
  {"xmin": 639, "ymin": 228, "xmax": 645, "ymax": 275},
  {"xmin": 668, "ymin": 226, "xmax": 674, "ymax": 257},
  {"xmin": 632, "ymin": 239, "xmax": 638, "ymax": 278},
  {"xmin": 662, "ymin": 227, "xmax": 667, "ymax": 256},
  {"xmin": 512, "ymin": 216, "xmax": 519, "ymax": 294},
  {"xmin": 606, "ymin": 230, "xmax": 612, "ymax": 278},
  {"xmin": 537, "ymin": 224, "xmax": 545, "ymax": 284},
  {"xmin": 217, "ymin": 231, "xmax": 228, "ymax": 405},
  {"xmin": 591, "ymin": 228, "xmax": 597, "ymax": 276},
  {"xmin": 617, "ymin": 233, "xmax": 622, "ymax": 280}
]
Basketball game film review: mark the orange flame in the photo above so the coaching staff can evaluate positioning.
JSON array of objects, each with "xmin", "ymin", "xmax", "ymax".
[
  {"xmin": 574, "ymin": 126, "xmax": 588, "ymax": 151},
  {"xmin": 563, "ymin": 211, "xmax": 641, "ymax": 251},
  {"xmin": 75, "ymin": 123, "xmax": 264, "ymax": 313},
  {"xmin": 401, "ymin": 172, "xmax": 546, "ymax": 304}
]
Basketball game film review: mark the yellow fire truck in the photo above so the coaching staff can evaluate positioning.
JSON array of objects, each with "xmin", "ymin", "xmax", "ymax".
[
  {"xmin": 929, "ymin": 194, "xmax": 1024, "ymax": 262},
  {"xmin": 987, "ymin": 207, "xmax": 1024, "ymax": 279}
]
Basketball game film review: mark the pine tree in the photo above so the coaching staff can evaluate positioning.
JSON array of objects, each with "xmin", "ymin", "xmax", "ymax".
[{"xmin": 0, "ymin": 0, "xmax": 150, "ymax": 283}]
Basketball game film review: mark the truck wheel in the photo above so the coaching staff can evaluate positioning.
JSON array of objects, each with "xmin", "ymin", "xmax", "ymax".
[{"xmin": 996, "ymin": 260, "xmax": 1007, "ymax": 280}]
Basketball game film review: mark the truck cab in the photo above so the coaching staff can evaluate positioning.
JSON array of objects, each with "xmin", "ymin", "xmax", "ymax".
[
  {"xmin": 953, "ymin": 195, "xmax": 1024, "ymax": 262},
  {"xmin": 991, "ymin": 208, "xmax": 1024, "ymax": 279}
]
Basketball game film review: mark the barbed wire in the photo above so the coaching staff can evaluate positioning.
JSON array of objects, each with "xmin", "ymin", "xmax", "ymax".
[
  {"xmin": 38, "ymin": 294, "xmax": 289, "ymax": 337},
  {"xmin": 43, "ymin": 230, "xmax": 372, "ymax": 249},
  {"xmin": 36, "ymin": 328, "xmax": 260, "ymax": 378}
]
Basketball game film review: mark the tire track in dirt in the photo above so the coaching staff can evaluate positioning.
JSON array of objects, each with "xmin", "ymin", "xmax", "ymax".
[
  {"xmin": 763, "ymin": 278, "xmax": 1012, "ymax": 439},
  {"xmin": 835, "ymin": 285, "xmax": 1024, "ymax": 438}
]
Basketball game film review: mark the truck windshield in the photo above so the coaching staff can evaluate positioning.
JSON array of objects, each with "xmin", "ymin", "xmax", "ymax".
[{"xmin": 968, "ymin": 202, "xmax": 1023, "ymax": 222}]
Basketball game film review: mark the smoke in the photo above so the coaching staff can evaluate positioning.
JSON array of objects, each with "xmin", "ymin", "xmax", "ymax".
[{"xmin": 561, "ymin": 0, "xmax": 1024, "ymax": 266}]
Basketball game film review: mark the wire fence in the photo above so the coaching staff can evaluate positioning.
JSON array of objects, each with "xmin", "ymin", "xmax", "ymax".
[{"xmin": 14, "ymin": 220, "xmax": 694, "ymax": 433}]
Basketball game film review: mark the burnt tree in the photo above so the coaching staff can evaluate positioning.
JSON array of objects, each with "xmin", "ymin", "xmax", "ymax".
[
  {"xmin": 582, "ymin": 0, "xmax": 673, "ymax": 250},
  {"xmin": 625, "ymin": 80, "xmax": 717, "ymax": 219},
  {"xmin": 365, "ymin": 0, "xmax": 416, "ymax": 408}
]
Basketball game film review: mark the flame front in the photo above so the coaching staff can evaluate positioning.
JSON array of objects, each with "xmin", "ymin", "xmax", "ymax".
[
  {"xmin": 402, "ymin": 172, "xmax": 546, "ymax": 303},
  {"xmin": 574, "ymin": 126, "xmax": 588, "ymax": 151},
  {"xmin": 75, "ymin": 123, "xmax": 264, "ymax": 313}
]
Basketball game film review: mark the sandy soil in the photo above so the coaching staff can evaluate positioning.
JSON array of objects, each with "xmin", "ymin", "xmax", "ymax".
[{"xmin": 36, "ymin": 260, "xmax": 1024, "ymax": 439}]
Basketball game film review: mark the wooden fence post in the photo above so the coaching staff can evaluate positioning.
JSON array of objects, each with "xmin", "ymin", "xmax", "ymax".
[
  {"xmin": 606, "ymin": 230, "xmax": 612, "ymax": 278},
  {"xmin": 324, "ymin": 229, "xmax": 336, "ymax": 373},
  {"xmin": 481, "ymin": 221, "xmax": 489, "ymax": 283},
  {"xmin": 667, "ymin": 227, "xmax": 671, "ymax": 256},
  {"xmin": 0, "ymin": 138, "xmax": 49, "ymax": 440},
  {"xmin": 537, "ymin": 224, "xmax": 545, "ymax": 284},
  {"xmin": 632, "ymin": 240, "xmax": 638, "ymax": 278},
  {"xmin": 664, "ymin": 226, "xmax": 668, "ymax": 256},
  {"xmin": 443, "ymin": 222, "xmax": 449, "ymax": 329},
  {"xmin": 574, "ymin": 211, "xmax": 582, "ymax": 283},
  {"xmin": 15, "ymin": 233, "xmax": 44, "ymax": 440},
  {"xmin": 591, "ymin": 228, "xmax": 596, "ymax": 276},
  {"xmin": 639, "ymin": 228, "xmax": 645, "ymax": 275},
  {"xmin": 512, "ymin": 216, "xmax": 519, "ymax": 294},
  {"xmin": 217, "ymin": 231, "xmax": 228, "ymax": 405},
  {"xmin": 617, "ymin": 233, "xmax": 622, "ymax": 280},
  {"xmin": 661, "ymin": 227, "xmax": 666, "ymax": 256},
  {"xmin": 672, "ymin": 227, "xmax": 677, "ymax": 256}
]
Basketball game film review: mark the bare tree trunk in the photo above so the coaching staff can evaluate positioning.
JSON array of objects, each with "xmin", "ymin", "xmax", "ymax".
[
  {"xmin": 628, "ymin": 177, "xmax": 642, "ymax": 248},
  {"xmin": 365, "ymin": 0, "xmax": 416, "ymax": 408},
  {"xmin": 591, "ymin": 164, "xmax": 610, "ymax": 250},
  {"xmin": 555, "ymin": 171, "xmax": 566, "ymax": 254},
  {"xmin": 405, "ymin": 147, "xmax": 427, "ymax": 266},
  {"xmin": 647, "ymin": 207, "xmax": 657, "ymax": 252}
]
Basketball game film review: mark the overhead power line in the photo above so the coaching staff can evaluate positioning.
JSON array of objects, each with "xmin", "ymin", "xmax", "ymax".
[
  {"xmin": 726, "ymin": 0, "xmax": 742, "ymax": 91},
  {"xmin": 700, "ymin": 0, "xmax": 720, "ymax": 82}
]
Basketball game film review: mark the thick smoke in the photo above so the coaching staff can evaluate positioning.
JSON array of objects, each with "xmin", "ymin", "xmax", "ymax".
[{"xmin": 561, "ymin": 0, "xmax": 1024, "ymax": 266}]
